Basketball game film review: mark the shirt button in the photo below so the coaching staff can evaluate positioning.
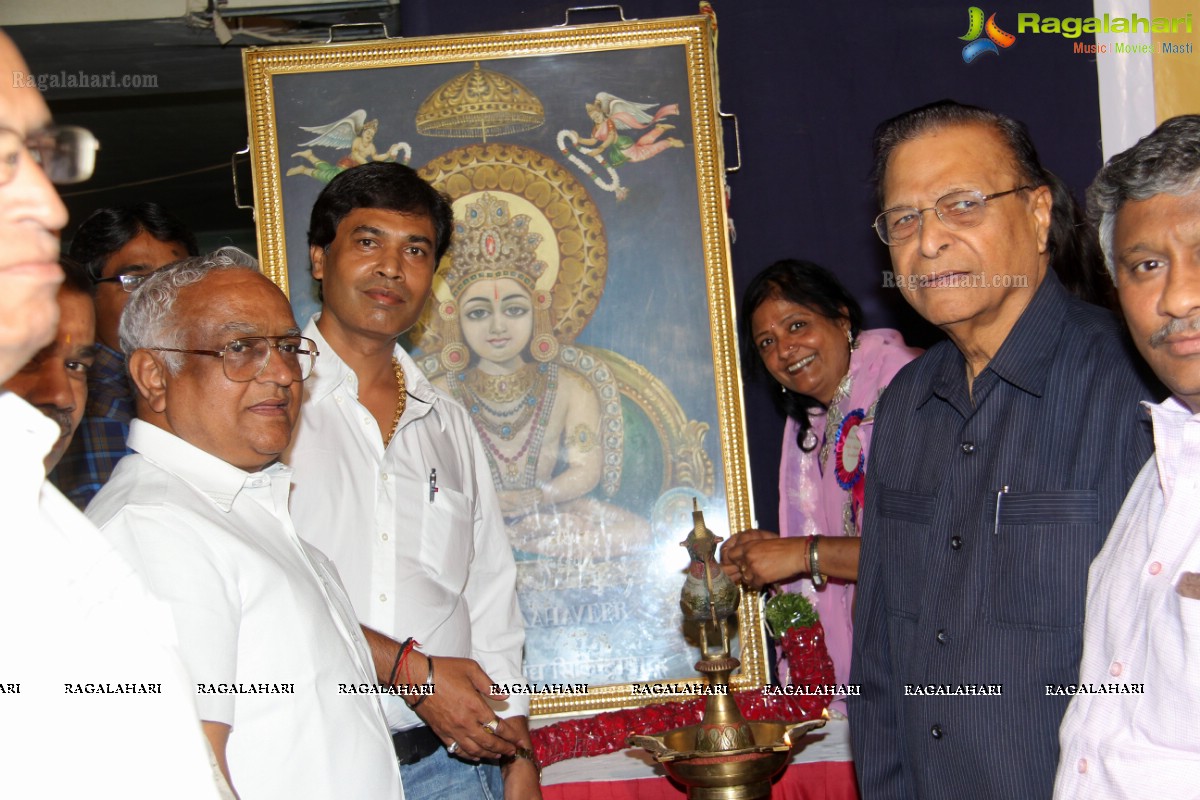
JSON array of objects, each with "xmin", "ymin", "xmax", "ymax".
[
  {"xmin": 381, "ymin": 473, "xmax": 389, "ymax": 482},
  {"xmin": 362, "ymin": 416, "xmax": 372, "ymax": 425},
  {"xmin": 1110, "ymin": 662, "xmax": 1123, "ymax": 677},
  {"xmin": 335, "ymin": 396, "xmax": 343, "ymax": 405},
  {"xmin": 1077, "ymin": 758, "xmax": 1088, "ymax": 774},
  {"xmin": 960, "ymin": 442, "xmax": 975, "ymax": 454},
  {"xmin": 381, "ymin": 532, "xmax": 389, "ymax": 542},
  {"xmin": 1149, "ymin": 561, "xmax": 1162, "ymax": 575},
  {"xmin": 936, "ymin": 630, "xmax": 949, "ymax": 644},
  {"xmin": 930, "ymin": 724, "xmax": 943, "ymax": 739},
  {"xmin": 379, "ymin": 593, "xmax": 388, "ymax": 603},
  {"xmin": 950, "ymin": 536, "xmax": 963, "ymax": 550}
]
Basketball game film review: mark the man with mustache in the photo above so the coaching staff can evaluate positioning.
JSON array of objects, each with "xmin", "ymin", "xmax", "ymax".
[
  {"xmin": 0, "ymin": 28, "xmax": 221, "ymax": 798},
  {"xmin": 87, "ymin": 249, "xmax": 403, "ymax": 800},
  {"xmin": 1053, "ymin": 115, "xmax": 1200, "ymax": 799},
  {"xmin": 3, "ymin": 256, "xmax": 95, "ymax": 471},
  {"xmin": 849, "ymin": 100, "xmax": 1157, "ymax": 800},
  {"xmin": 284, "ymin": 163, "xmax": 539, "ymax": 798}
]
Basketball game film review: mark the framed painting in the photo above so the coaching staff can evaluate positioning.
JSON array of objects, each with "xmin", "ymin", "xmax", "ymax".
[{"xmin": 243, "ymin": 13, "xmax": 763, "ymax": 716}]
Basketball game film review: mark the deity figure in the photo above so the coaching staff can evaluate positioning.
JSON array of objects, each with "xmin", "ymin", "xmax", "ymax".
[{"xmin": 429, "ymin": 192, "xmax": 650, "ymax": 559}]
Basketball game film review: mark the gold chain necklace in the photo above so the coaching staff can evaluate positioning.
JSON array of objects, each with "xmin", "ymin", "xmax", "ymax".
[{"xmin": 385, "ymin": 357, "xmax": 407, "ymax": 446}]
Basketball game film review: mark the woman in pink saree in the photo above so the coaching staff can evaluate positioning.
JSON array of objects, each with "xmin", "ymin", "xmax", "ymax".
[{"xmin": 722, "ymin": 259, "xmax": 920, "ymax": 714}]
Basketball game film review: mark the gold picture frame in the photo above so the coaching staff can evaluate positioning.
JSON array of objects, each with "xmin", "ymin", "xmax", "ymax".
[{"xmin": 243, "ymin": 13, "xmax": 763, "ymax": 716}]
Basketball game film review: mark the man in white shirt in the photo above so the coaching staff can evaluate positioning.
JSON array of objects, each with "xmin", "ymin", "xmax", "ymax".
[
  {"xmin": 0, "ymin": 29, "xmax": 223, "ymax": 799},
  {"xmin": 285, "ymin": 162, "xmax": 540, "ymax": 798},
  {"xmin": 87, "ymin": 249, "xmax": 403, "ymax": 800},
  {"xmin": 1054, "ymin": 115, "xmax": 1200, "ymax": 799}
]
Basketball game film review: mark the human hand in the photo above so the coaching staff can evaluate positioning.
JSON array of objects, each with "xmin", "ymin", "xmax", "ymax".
[
  {"xmin": 409, "ymin": 655, "xmax": 520, "ymax": 760},
  {"xmin": 719, "ymin": 529, "xmax": 778, "ymax": 584},
  {"xmin": 721, "ymin": 530, "xmax": 806, "ymax": 590}
]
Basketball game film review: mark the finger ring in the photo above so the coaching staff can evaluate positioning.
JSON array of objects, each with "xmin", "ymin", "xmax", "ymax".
[
  {"xmin": 447, "ymin": 741, "xmax": 459, "ymax": 755},
  {"xmin": 482, "ymin": 719, "xmax": 500, "ymax": 734}
]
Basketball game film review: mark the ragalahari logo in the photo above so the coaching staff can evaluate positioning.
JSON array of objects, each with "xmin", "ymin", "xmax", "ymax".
[{"xmin": 960, "ymin": 7, "xmax": 1017, "ymax": 62}]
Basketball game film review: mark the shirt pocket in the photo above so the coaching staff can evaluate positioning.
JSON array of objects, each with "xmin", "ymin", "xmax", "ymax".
[
  {"xmin": 417, "ymin": 483, "xmax": 474, "ymax": 593},
  {"xmin": 987, "ymin": 490, "xmax": 1098, "ymax": 630},
  {"xmin": 877, "ymin": 486, "xmax": 936, "ymax": 618}
]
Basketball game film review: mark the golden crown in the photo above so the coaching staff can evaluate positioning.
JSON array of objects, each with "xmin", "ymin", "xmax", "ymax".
[{"xmin": 443, "ymin": 192, "xmax": 547, "ymax": 297}]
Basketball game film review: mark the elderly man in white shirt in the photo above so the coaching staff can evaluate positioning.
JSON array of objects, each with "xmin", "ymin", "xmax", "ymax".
[
  {"xmin": 1054, "ymin": 115, "xmax": 1200, "ymax": 800},
  {"xmin": 0, "ymin": 29, "xmax": 224, "ymax": 799},
  {"xmin": 285, "ymin": 162, "xmax": 539, "ymax": 799},
  {"xmin": 86, "ymin": 249, "xmax": 403, "ymax": 800}
]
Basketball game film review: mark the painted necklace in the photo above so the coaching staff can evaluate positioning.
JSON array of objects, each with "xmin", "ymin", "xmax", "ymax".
[{"xmin": 460, "ymin": 362, "xmax": 559, "ymax": 489}]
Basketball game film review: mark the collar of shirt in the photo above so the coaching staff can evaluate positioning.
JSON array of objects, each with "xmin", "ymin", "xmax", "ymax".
[
  {"xmin": 1145, "ymin": 395, "xmax": 1200, "ymax": 502},
  {"xmin": 0, "ymin": 389, "xmax": 59, "ymax": 494},
  {"xmin": 303, "ymin": 314, "xmax": 443, "ymax": 433},
  {"xmin": 126, "ymin": 419, "xmax": 291, "ymax": 512},
  {"xmin": 923, "ymin": 268, "xmax": 1067, "ymax": 410}
]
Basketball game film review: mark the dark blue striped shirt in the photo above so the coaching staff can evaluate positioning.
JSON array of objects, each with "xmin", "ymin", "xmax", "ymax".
[{"xmin": 848, "ymin": 270, "xmax": 1156, "ymax": 800}]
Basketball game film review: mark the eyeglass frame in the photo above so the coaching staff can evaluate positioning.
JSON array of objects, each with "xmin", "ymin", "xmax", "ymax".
[
  {"xmin": 0, "ymin": 124, "xmax": 99, "ymax": 187},
  {"xmin": 142, "ymin": 335, "xmax": 320, "ymax": 383},
  {"xmin": 94, "ymin": 270, "xmax": 165, "ymax": 293},
  {"xmin": 872, "ymin": 185, "xmax": 1036, "ymax": 246}
]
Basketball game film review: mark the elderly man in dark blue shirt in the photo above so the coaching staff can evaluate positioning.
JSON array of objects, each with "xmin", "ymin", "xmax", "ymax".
[{"xmin": 849, "ymin": 100, "xmax": 1156, "ymax": 800}]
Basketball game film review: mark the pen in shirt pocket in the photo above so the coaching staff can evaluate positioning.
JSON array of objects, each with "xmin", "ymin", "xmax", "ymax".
[
  {"xmin": 429, "ymin": 468, "xmax": 438, "ymax": 503},
  {"xmin": 993, "ymin": 485, "xmax": 1009, "ymax": 535}
]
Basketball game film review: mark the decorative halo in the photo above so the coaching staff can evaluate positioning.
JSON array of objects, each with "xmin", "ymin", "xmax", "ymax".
[{"xmin": 412, "ymin": 144, "xmax": 607, "ymax": 354}]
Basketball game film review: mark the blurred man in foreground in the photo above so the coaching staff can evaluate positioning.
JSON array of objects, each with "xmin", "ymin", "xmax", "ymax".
[{"xmin": 0, "ymin": 28, "xmax": 222, "ymax": 798}]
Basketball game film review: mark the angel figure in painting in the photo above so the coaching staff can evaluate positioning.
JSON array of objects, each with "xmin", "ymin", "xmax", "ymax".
[
  {"xmin": 557, "ymin": 92, "xmax": 686, "ymax": 200},
  {"xmin": 286, "ymin": 109, "xmax": 411, "ymax": 182},
  {"xmin": 429, "ymin": 191, "xmax": 650, "ymax": 559},
  {"xmin": 577, "ymin": 92, "xmax": 685, "ymax": 165}
]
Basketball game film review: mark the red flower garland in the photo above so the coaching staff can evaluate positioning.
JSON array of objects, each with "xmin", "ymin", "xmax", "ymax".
[{"xmin": 530, "ymin": 621, "xmax": 837, "ymax": 767}]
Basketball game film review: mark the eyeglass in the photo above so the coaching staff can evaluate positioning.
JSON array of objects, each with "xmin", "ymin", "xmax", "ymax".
[
  {"xmin": 873, "ymin": 186, "xmax": 1034, "ymax": 246},
  {"xmin": 94, "ymin": 271, "xmax": 160, "ymax": 293},
  {"xmin": 0, "ymin": 125, "xmax": 99, "ymax": 186},
  {"xmin": 144, "ymin": 336, "xmax": 319, "ymax": 383}
]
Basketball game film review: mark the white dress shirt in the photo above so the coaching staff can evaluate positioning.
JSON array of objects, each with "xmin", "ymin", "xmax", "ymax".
[
  {"xmin": 0, "ymin": 391, "xmax": 220, "ymax": 799},
  {"xmin": 285, "ymin": 316, "xmax": 527, "ymax": 730},
  {"xmin": 1054, "ymin": 397, "xmax": 1200, "ymax": 800},
  {"xmin": 88, "ymin": 420, "xmax": 402, "ymax": 800}
]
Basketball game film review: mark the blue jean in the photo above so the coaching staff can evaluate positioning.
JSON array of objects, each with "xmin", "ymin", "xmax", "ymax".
[{"xmin": 398, "ymin": 752, "xmax": 502, "ymax": 800}]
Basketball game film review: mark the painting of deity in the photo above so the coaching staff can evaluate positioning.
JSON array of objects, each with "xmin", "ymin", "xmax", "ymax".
[{"xmin": 243, "ymin": 14, "xmax": 760, "ymax": 715}]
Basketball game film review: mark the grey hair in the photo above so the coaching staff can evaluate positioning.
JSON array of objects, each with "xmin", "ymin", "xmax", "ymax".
[
  {"xmin": 119, "ymin": 246, "xmax": 261, "ymax": 373},
  {"xmin": 1089, "ymin": 114, "xmax": 1200, "ymax": 280}
]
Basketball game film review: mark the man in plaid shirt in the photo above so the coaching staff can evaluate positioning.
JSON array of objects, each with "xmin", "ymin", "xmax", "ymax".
[{"xmin": 51, "ymin": 202, "xmax": 195, "ymax": 508}]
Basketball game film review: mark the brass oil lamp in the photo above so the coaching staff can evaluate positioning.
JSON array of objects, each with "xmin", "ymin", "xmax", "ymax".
[{"xmin": 628, "ymin": 501, "xmax": 826, "ymax": 799}]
